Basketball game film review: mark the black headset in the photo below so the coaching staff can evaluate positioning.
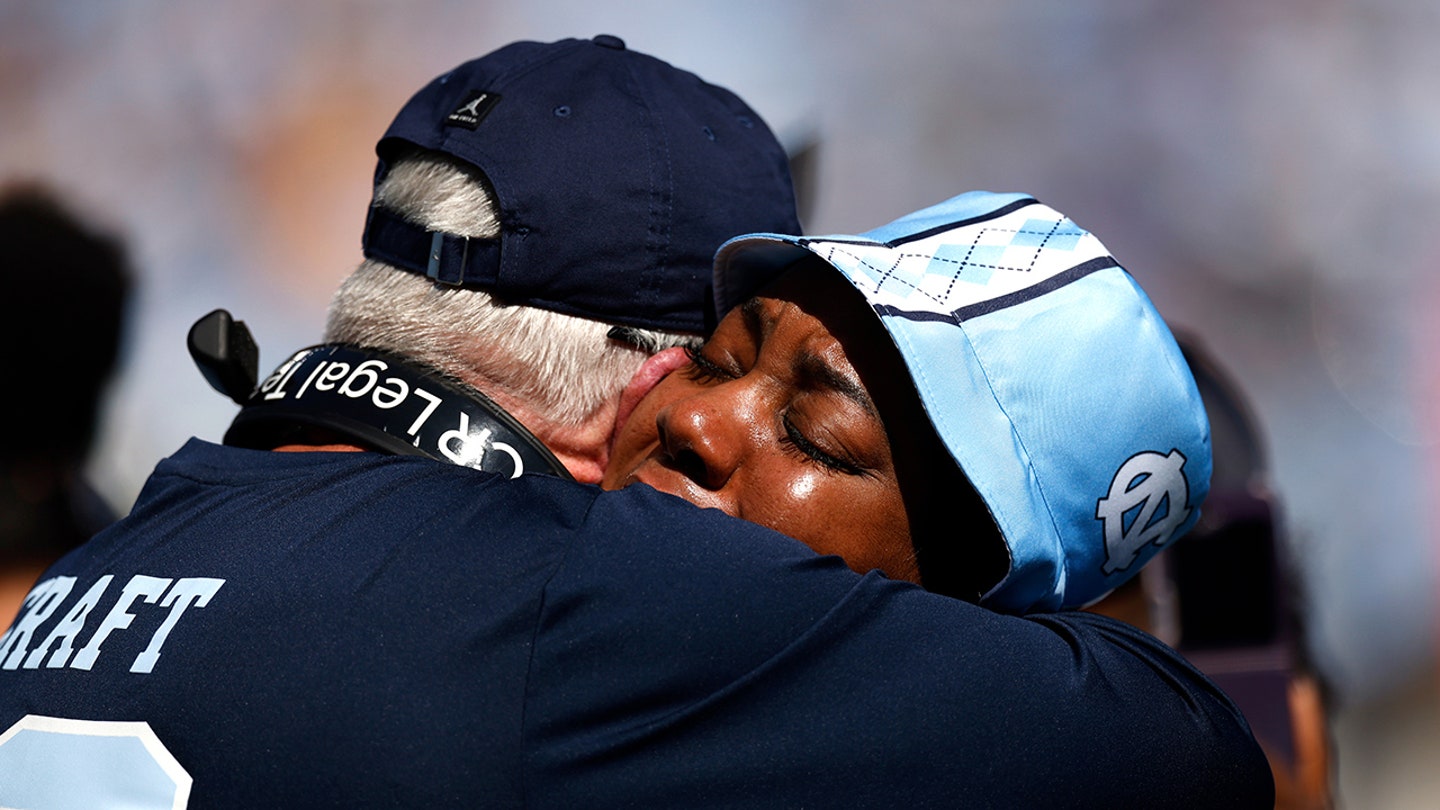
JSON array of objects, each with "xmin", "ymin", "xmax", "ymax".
[{"xmin": 187, "ymin": 309, "xmax": 571, "ymax": 480}]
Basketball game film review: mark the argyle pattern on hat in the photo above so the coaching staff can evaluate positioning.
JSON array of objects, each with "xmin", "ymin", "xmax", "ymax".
[{"xmin": 796, "ymin": 204, "xmax": 1111, "ymax": 319}]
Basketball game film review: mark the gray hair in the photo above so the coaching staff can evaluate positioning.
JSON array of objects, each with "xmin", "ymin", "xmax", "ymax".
[{"xmin": 325, "ymin": 151, "xmax": 697, "ymax": 429}]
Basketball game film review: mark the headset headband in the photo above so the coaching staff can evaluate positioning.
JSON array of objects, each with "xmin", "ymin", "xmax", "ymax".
[{"xmin": 189, "ymin": 311, "xmax": 570, "ymax": 480}]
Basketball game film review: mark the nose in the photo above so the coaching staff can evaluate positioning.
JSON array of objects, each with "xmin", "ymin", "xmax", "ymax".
[{"xmin": 654, "ymin": 385, "xmax": 749, "ymax": 492}]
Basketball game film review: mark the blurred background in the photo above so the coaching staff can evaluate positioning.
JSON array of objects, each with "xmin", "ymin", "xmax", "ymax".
[{"xmin": 1, "ymin": 1, "xmax": 1435, "ymax": 805}]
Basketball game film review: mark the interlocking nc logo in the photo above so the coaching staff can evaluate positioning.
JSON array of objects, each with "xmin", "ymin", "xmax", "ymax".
[{"xmin": 1095, "ymin": 449, "xmax": 1191, "ymax": 575}]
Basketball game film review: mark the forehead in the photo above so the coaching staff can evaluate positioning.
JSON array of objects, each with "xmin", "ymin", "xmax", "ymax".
[
  {"xmin": 747, "ymin": 261, "xmax": 878, "ymax": 339},
  {"xmin": 732, "ymin": 293, "xmax": 881, "ymax": 421},
  {"xmin": 745, "ymin": 262, "xmax": 904, "ymax": 382},
  {"xmin": 730, "ymin": 262, "xmax": 930, "ymax": 430}
]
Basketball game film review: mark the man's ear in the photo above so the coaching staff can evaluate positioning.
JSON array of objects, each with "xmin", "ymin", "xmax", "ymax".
[{"xmin": 610, "ymin": 346, "xmax": 691, "ymax": 447}]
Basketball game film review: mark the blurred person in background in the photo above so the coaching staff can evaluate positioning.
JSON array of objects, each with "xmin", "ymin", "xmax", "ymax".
[
  {"xmin": 0, "ymin": 185, "xmax": 131, "ymax": 623},
  {"xmin": 1089, "ymin": 335, "xmax": 1334, "ymax": 810}
]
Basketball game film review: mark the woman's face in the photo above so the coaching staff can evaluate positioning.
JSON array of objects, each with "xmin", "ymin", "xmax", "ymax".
[{"xmin": 603, "ymin": 263, "xmax": 940, "ymax": 585}]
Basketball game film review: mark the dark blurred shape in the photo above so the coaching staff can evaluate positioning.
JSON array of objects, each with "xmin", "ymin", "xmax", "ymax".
[
  {"xmin": 1171, "ymin": 337, "xmax": 1286, "ymax": 651},
  {"xmin": 785, "ymin": 134, "xmax": 820, "ymax": 229},
  {"xmin": 187, "ymin": 308, "xmax": 259, "ymax": 405},
  {"xmin": 1089, "ymin": 334, "xmax": 1334, "ymax": 810},
  {"xmin": 0, "ymin": 183, "xmax": 132, "ymax": 620}
]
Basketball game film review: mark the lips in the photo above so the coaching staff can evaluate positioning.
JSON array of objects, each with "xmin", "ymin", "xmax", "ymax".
[{"xmin": 612, "ymin": 347, "xmax": 692, "ymax": 440}]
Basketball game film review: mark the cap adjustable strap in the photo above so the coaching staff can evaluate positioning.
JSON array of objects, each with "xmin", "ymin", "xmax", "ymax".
[{"xmin": 361, "ymin": 206, "xmax": 502, "ymax": 288}]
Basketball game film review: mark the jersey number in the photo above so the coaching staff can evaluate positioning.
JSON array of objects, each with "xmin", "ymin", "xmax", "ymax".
[{"xmin": 0, "ymin": 715, "xmax": 191, "ymax": 809}]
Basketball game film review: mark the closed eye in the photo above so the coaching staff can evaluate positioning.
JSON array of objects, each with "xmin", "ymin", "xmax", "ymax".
[
  {"xmin": 779, "ymin": 414, "xmax": 866, "ymax": 475},
  {"xmin": 681, "ymin": 345, "xmax": 736, "ymax": 384}
]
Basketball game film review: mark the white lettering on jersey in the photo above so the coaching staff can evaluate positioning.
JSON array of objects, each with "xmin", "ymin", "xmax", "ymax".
[
  {"xmin": 25, "ymin": 575, "xmax": 115, "ymax": 669},
  {"xmin": 0, "ymin": 577, "xmax": 75, "ymax": 669},
  {"xmin": 0, "ymin": 574, "xmax": 226, "ymax": 675},
  {"xmin": 131, "ymin": 578, "xmax": 225, "ymax": 674},
  {"xmin": 72, "ymin": 575, "xmax": 173, "ymax": 670}
]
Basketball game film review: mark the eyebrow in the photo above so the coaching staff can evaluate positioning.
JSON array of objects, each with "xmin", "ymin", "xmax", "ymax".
[
  {"xmin": 741, "ymin": 297, "xmax": 768, "ymax": 341},
  {"xmin": 796, "ymin": 351, "xmax": 880, "ymax": 419},
  {"xmin": 741, "ymin": 297, "xmax": 880, "ymax": 419}
]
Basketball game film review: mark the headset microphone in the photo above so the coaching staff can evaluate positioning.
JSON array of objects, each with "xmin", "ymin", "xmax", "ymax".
[
  {"xmin": 187, "ymin": 309, "xmax": 572, "ymax": 481},
  {"xmin": 188, "ymin": 309, "xmax": 260, "ymax": 405}
]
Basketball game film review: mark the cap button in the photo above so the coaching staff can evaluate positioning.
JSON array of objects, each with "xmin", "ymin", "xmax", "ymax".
[{"xmin": 592, "ymin": 34, "xmax": 626, "ymax": 50}]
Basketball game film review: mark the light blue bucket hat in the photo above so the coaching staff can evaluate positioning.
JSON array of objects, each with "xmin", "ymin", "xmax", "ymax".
[{"xmin": 713, "ymin": 192, "xmax": 1211, "ymax": 613}]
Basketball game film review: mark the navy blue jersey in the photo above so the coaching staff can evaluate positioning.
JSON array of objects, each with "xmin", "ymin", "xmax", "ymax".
[{"xmin": 0, "ymin": 440, "xmax": 1272, "ymax": 808}]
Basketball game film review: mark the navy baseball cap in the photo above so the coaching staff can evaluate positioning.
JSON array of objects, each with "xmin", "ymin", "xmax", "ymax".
[
  {"xmin": 715, "ymin": 192, "xmax": 1212, "ymax": 613},
  {"xmin": 361, "ymin": 35, "xmax": 801, "ymax": 334}
]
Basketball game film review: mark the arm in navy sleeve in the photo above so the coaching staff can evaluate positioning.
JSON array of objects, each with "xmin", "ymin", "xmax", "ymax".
[{"xmin": 523, "ymin": 484, "xmax": 1274, "ymax": 809}]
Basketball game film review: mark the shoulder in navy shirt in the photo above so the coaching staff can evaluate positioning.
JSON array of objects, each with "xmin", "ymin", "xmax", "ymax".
[{"xmin": 0, "ymin": 439, "xmax": 1272, "ymax": 808}]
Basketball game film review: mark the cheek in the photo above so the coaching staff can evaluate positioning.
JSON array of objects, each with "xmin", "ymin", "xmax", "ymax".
[
  {"xmin": 739, "ymin": 468, "xmax": 822, "ymax": 513},
  {"xmin": 744, "ymin": 472, "xmax": 914, "ymax": 579},
  {"xmin": 784, "ymin": 473, "xmax": 818, "ymax": 502}
]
